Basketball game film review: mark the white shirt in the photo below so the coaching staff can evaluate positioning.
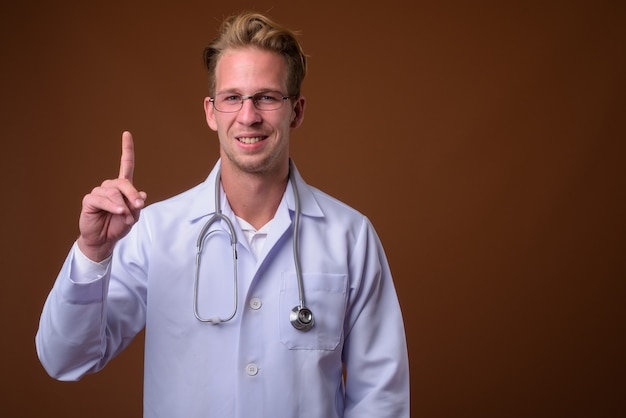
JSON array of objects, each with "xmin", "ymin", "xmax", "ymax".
[
  {"xmin": 236, "ymin": 216, "xmax": 271, "ymax": 260},
  {"xmin": 36, "ymin": 160, "xmax": 410, "ymax": 418}
]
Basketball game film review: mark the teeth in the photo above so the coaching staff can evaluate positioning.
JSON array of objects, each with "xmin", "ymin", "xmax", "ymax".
[{"xmin": 238, "ymin": 136, "xmax": 264, "ymax": 144}]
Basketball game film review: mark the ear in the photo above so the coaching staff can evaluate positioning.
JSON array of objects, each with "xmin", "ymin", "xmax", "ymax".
[
  {"xmin": 204, "ymin": 97, "xmax": 218, "ymax": 131},
  {"xmin": 290, "ymin": 96, "xmax": 306, "ymax": 129}
]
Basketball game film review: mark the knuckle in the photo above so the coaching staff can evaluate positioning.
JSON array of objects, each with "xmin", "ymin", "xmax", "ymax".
[
  {"xmin": 103, "ymin": 187, "xmax": 118, "ymax": 197},
  {"xmin": 86, "ymin": 187, "xmax": 103, "ymax": 201}
]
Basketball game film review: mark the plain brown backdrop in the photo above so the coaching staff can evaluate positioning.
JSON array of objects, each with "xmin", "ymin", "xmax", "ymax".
[{"xmin": 2, "ymin": 0, "xmax": 624, "ymax": 416}]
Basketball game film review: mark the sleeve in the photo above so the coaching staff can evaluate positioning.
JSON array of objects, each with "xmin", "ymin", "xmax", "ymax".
[
  {"xmin": 342, "ymin": 218, "xmax": 410, "ymax": 417},
  {"xmin": 71, "ymin": 243, "xmax": 111, "ymax": 282},
  {"xmin": 35, "ymin": 229, "xmax": 148, "ymax": 381}
]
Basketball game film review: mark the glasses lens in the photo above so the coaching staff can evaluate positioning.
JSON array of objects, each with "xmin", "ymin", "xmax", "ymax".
[
  {"xmin": 252, "ymin": 92, "xmax": 284, "ymax": 110},
  {"xmin": 214, "ymin": 94, "xmax": 242, "ymax": 112}
]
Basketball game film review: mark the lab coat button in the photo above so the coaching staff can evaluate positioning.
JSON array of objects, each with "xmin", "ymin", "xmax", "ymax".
[
  {"xmin": 249, "ymin": 297, "xmax": 262, "ymax": 310},
  {"xmin": 245, "ymin": 363, "xmax": 259, "ymax": 376}
]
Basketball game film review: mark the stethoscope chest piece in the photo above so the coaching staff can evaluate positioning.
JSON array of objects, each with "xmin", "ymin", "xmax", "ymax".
[{"xmin": 290, "ymin": 305, "xmax": 315, "ymax": 331}]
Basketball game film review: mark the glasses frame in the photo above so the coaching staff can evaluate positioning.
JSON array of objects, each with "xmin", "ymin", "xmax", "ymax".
[{"xmin": 209, "ymin": 92, "xmax": 295, "ymax": 113}]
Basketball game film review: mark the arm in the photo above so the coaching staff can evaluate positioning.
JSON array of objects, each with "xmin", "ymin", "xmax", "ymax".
[
  {"xmin": 343, "ymin": 218, "xmax": 410, "ymax": 417},
  {"xmin": 35, "ymin": 132, "xmax": 148, "ymax": 380}
]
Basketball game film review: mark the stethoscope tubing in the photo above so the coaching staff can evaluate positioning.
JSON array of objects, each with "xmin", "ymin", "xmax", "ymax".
[
  {"xmin": 192, "ymin": 162, "xmax": 313, "ymax": 331},
  {"xmin": 193, "ymin": 174, "xmax": 239, "ymax": 323}
]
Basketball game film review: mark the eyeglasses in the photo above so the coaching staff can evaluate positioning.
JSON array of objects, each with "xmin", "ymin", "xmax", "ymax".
[{"xmin": 210, "ymin": 92, "xmax": 293, "ymax": 113}]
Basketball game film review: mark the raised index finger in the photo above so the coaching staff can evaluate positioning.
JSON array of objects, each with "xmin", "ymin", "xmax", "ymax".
[{"xmin": 118, "ymin": 131, "xmax": 135, "ymax": 181}]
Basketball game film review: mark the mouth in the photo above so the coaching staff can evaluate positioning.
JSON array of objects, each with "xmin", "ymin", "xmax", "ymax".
[{"xmin": 236, "ymin": 136, "xmax": 267, "ymax": 145}]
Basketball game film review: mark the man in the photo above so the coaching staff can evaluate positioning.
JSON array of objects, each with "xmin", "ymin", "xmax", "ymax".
[{"xmin": 36, "ymin": 12, "xmax": 409, "ymax": 417}]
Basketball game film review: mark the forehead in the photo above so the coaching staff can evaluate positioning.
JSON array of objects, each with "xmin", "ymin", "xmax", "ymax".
[{"xmin": 215, "ymin": 47, "xmax": 288, "ymax": 93}]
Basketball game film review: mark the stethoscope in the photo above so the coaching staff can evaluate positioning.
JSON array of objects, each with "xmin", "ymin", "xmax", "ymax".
[{"xmin": 193, "ymin": 164, "xmax": 315, "ymax": 332}]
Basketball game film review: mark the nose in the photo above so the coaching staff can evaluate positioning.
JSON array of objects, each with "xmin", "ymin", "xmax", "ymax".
[{"xmin": 236, "ymin": 97, "xmax": 262, "ymax": 125}]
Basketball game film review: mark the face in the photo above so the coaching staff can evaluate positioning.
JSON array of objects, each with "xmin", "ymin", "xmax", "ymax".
[{"xmin": 204, "ymin": 47, "xmax": 306, "ymax": 177}]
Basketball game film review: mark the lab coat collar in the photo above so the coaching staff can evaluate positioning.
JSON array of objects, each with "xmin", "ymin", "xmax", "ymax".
[
  {"xmin": 186, "ymin": 159, "xmax": 324, "ymax": 223},
  {"xmin": 286, "ymin": 160, "xmax": 325, "ymax": 218}
]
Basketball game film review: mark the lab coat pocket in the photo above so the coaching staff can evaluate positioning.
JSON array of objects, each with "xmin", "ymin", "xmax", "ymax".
[{"xmin": 279, "ymin": 273, "xmax": 347, "ymax": 350}]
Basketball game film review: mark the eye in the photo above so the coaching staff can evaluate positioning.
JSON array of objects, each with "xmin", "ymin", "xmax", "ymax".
[
  {"xmin": 222, "ymin": 95, "xmax": 242, "ymax": 102},
  {"xmin": 255, "ymin": 93, "xmax": 281, "ymax": 103}
]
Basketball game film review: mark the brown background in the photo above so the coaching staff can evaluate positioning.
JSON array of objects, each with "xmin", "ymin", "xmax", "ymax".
[{"xmin": 1, "ymin": 0, "xmax": 624, "ymax": 417}]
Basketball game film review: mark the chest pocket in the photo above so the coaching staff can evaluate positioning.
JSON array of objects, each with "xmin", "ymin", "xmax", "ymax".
[{"xmin": 279, "ymin": 273, "xmax": 348, "ymax": 350}]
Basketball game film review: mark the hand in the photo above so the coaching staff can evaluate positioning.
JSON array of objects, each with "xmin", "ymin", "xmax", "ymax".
[{"xmin": 77, "ymin": 131, "xmax": 147, "ymax": 261}]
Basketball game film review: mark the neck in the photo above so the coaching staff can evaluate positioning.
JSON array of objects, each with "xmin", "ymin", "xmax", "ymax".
[{"xmin": 219, "ymin": 162, "xmax": 289, "ymax": 230}]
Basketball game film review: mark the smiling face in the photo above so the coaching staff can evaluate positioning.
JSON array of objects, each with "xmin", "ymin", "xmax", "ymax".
[{"xmin": 204, "ymin": 47, "xmax": 306, "ymax": 178}]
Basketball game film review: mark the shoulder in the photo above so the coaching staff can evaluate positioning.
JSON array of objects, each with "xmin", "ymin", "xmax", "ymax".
[
  {"xmin": 309, "ymin": 185, "xmax": 365, "ymax": 220},
  {"xmin": 140, "ymin": 179, "xmax": 213, "ymax": 227},
  {"xmin": 146, "ymin": 182, "xmax": 203, "ymax": 210},
  {"xmin": 302, "ymin": 184, "xmax": 376, "ymax": 241}
]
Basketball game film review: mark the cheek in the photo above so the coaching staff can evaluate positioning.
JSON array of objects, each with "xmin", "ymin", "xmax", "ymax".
[{"xmin": 276, "ymin": 112, "xmax": 296, "ymax": 131}]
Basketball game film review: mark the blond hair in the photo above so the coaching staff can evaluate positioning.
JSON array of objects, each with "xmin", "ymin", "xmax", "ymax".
[{"xmin": 203, "ymin": 12, "xmax": 307, "ymax": 97}]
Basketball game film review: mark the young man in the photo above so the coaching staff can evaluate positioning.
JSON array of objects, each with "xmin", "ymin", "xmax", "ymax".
[{"xmin": 36, "ymin": 12, "xmax": 409, "ymax": 417}]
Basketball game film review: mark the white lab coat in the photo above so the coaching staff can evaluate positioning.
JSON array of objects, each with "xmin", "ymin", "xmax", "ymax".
[{"xmin": 36, "ymin": 160, "xmax": 410, "ymax": 417}]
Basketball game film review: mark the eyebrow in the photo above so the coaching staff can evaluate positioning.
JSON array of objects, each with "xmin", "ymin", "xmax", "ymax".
[{"xmin": 216, "ymin": 89, "xmax": 284, "ymax": 96}]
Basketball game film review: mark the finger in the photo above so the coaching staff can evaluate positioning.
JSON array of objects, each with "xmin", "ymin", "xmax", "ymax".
[
  {"xmin": 84, "ymin": 190, "xmax": 140, "ymax": 226},
  {"xmin": 117, "ymin": 180, "xmax": 147, "ymax": 210},
  {"xmin": 118, "ymin": 131, "xmax": 135, "ymax": 181},
  {"xmin": 82, "ymin": 189, "xmax": 130, "ymax": 218},
  {"xmin": 100, "ymin": 178, "xmax": 146, "ymax": 210}
]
